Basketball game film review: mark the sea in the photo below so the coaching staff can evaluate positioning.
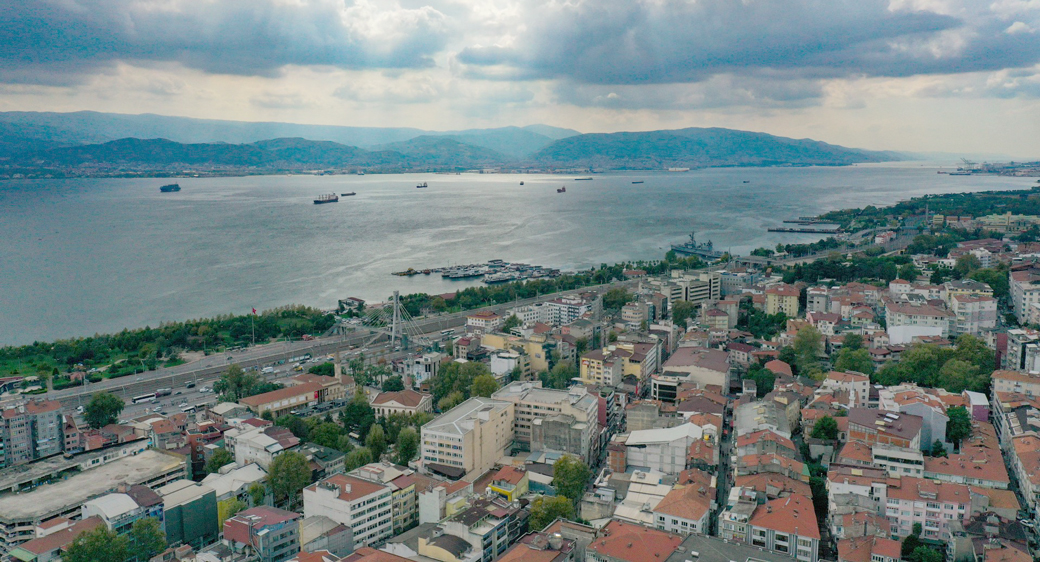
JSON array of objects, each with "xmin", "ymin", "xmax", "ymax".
[{"xmin": 0, "ymin": 163, "xmax": 1033, "ymax": 346}]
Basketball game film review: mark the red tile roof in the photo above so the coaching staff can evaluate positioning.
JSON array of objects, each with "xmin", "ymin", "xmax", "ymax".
[
  {"xmin": 749, "ymin": 494, "xmax": 820, "ymax": 539},
  {"xmin": 239, "ymin": 382, "xmax": 323, "ymax": 407},
  {"xmin": 372, "ymin": 389, "xmax": 430, "ymax": 408},
  {"xmin": 587, "ymin": 520, "xmax": 683, "ymax": 562}
]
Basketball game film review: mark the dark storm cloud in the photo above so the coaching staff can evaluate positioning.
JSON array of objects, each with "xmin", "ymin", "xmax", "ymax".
[
  {"xmin": 0, "ymin": 0, "xmax": 450, "ymax": 84},
  {"xmin": 457, "ymin": 0, "xmax": 1040, "ymax": 85}
]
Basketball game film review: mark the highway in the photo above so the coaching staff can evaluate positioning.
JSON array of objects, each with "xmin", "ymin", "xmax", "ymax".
[{"xmin": 48, "ymin": 278, "xmax": 638, "ymax": 411}]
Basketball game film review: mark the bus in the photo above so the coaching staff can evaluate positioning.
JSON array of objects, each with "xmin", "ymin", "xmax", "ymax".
[
  {"xmin": 180, "ymin": 405, "xmax": 197, "ymax": 414},
  {"xmin": 132, "ymin": 393, "xmax": 157, "ymax": 404},
  {"xmin": 441, "ymin": 329, "xmax": 455, "ymax": 338}
]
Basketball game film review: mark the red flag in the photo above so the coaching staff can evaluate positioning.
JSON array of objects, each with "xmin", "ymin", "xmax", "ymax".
[{"xmin": 252, "ymin": 308, "xmax": 257, "ymax": 315}]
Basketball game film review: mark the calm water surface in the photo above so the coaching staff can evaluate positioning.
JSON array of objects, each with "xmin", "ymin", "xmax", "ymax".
[{"xmin": 0, "ymin": 164, "xmax": 1032, "ymax": 345}]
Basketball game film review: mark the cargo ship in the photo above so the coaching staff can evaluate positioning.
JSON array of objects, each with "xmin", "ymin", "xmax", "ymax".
[
  {"xmin": 159, "ymin": 184, "xmax": 181, "ymax": 192},
  {"xmin": 314, "ymin": 194, "xmax": 339, "ymax": 204},
  {"xmin": 341, "ymin": 192, "xmax": 356, "ymax": 196},
  {"xmin": 671, "ymin": 232, "xmax": 725, "ymax": 260},
  {"xmin": 557, "ymin": 186, "xmax": 566, "ymax": 193},
  {"xmin": 417, "ymin": 182, "xmax": 428, "ymax": 188}
]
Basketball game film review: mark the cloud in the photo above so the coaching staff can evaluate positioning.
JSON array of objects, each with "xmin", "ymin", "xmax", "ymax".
[
  {"xmin": 0, "ymin": 0, "xmax": 451, "ymax": 84},
  {"xmin": 456, "ymin": 0, "xmax": 1040, "ymax": 85},
  {"xmin": 551, "ymin": 75, "xmax": 826, "ymax": 110}
]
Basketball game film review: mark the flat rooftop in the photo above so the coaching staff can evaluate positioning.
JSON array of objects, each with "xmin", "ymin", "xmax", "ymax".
[
  {"xmin": 0, "ymin": 449, "xmax": 184, "ymax": 522},
  {"xmin": 0, "ymin": 440, "xmax": 148, "ymax": 494}
]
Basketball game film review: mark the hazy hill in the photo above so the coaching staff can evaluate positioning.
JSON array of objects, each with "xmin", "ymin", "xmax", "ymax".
[
  {"xmin": 530, "ymin": 127, "xmax": 900, "ymax": 168},
  {"xmin": 374, "ymin": 136, "xmax": 508, "ymax": 167}
]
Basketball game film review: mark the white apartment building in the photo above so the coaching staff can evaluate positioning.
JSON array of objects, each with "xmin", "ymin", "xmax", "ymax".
[
  {"xmin": 821, "ymin": 371, "xmax": 871, "ymax": 409},
  {"xmin": 992, "ymin": 370, "xmax": 1040, "ymax": 397},
  {"xmin": 885, "ymin": 302, "xmax": 953, "ymax": 345},
  {"xmin": 872, "ymin": 444, "xmax": 925, "ymax": 478},
  {"xmin": 544, "ymin": 294, "xmax": 601, "ymax": 325},
  {"xmin": 1006, "ymin": 329, "xmax": 1040, "ymax": 373},
  {"xmin": 303, "ymin": 474, "xmax": 393, "ymax": 548},
  {"xmin": 950, "ymin": 294, "xmax": 997, "ymax": 336},
  {"xmin": 491, "ymin": 381, "xmax": 599, "ymax": 460},
  {"xmin": 465, "ymin": 311, "xmax": 502, "ymax": 333},
  {"xmin": 1011, "ymin": 266, "xmax": 1040, "ymax": 325},
  {"xmin": 625, "ymin": 423, "xmax": 708, "ymax": 474},
  {"xmin": 419, "ymin": 397, "xmax": 514, "ymax": 478},
  {"xmin": 883, "ymin": 477, "xmax": 972, "ymax": 541},
  {"xmin": 405, "ymin": 352, "xmax": 444, "ymax": 385}
]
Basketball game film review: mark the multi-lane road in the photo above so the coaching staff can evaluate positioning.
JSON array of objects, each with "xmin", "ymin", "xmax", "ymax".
[{"xmin": 47, "ymin": 278, "xmax": 638, "ymax": 411}]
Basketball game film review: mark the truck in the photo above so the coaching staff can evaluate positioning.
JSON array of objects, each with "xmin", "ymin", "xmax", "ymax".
[{"xmin": 156, "ymin": 388, "xmax": 172, "ymax": 397}]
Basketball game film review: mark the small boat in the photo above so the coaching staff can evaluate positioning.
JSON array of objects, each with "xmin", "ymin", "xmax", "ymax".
[
  {"xmin": 417, "ymin": 182, "xmax": 428, "ymax": 188},
  {"xmin": 341, "ymin": 192, "xmax": 356, "ymax": 196},
  {"xmin": 159, "ymin": 183, "xmax": 181, "ymax": 192},
  {"xmin": 520, "ymin": 181, "xmax": 524, "ymax": 185},
  {"xmin": 314, "ymin": 193, "xmax": 339, "ymax": 204},
  {"xmin": 557, "ymin": 187, "xmax": 566, "ymax": 193},
  {"xmin": 631, "ymin": 181, "xmax": 644, "ymax": 184},
  {"xmin": 357, "ymin": 171, "xmax": 365, "ymax": 175},
  {"xmin": 743, "ymin": 180, "xmax": 750, "ymax": 184},
  {"xmin": 574, "ymin": 177, "xmax": 593, "ymax": 181}
]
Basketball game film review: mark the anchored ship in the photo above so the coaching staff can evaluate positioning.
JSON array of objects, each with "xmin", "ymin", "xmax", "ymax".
[
  {"xmin": 159, "ymin": 183, "xmax": 181, "ymax": 192},
  {"xmin": 313, "ymin": 193, "xmax": 339, "ymax": 204},
  {"xmin": 671, "ymin": 232, "xmax": 725, "ymax": 260}
]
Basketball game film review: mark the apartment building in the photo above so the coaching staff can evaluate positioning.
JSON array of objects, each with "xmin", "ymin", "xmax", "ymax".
[
  {"xmin": 1005, "ymin": 329, "xmax": 1040, "ymax": 373},
  {"xmin": 81, "ymin": 484, "xmax": 164, "ymax": 534},
  {"xmin": 586, "ymin": 520, "xmax": 684, "ymax": 562},
  {"xmin": 765, "ymin": 284, "xmax": 800, "ymax": 317},
  {"xmin": 224, "ymin": 506, "xmax": 301, "ymax": 562},
  {"xmin": 545, "ymin": 293, "xmax": 601, "ymax": 325},
  {"xmin": 433, "ymin": 496, "xmax": 529, "ymax": 562},
  {"xmin": 950, "ymin": 294, "xmax": 997, "ymax": 336},
  {"xmin": 878, "ymin": 385, "xmax": 951, "ymax": 451},
  {"xmin": 884, "ymin": 477, "xmax": 973, "ymax": 541},
  {"xmin": 746, "ymin": 495, "xmax": 820, "ymax": 562},
  {"xmin": 847, "ymin": 408, "xmax": 923, "ymax": 450},
  {"xmin": 466, "ymin": 311, "xmax": 503, "ymax": 333},
  {"xmin": 624, "ymin": 423, "xmax": 708, "ymax": 474},
  {"xmin": 580, "ymin": 348, "xmax": 625, "ymax": 387},
  {"xmin": 0, "ymin": 400, "xmax": 63, "ymax": 468},
  {"xmin": 491, "ymin": 382, "xmax": 599, "ymax": 460},
  {"xmin": 419, "ymin": 397, "xmax": 514, "ymax": 478},
  {"xmin": 658, "ymin": 346, "xmax": 730, "ymax": 390},
  {"xmin": 1010, "ymin": 265, "xmax": 1040, "ymax": 325},
  {"xmin": 405, "ymin": 352, "xmax": 445, "ymax": 385},
  {"xmin": 992, "ymin": 370, "xmax": 1040, "ymax": 397},
  {"xmin": 303, "ymin": 474, "xmax": 393, "ymax": 548},
  {"xmin": 885, "ymin": 302, "xmax": 953, "ymax": 345},
  {"xmin": 821, "ymin": 371, "xmax": 871, "ymax": 409},
  {"xmin": 227, "ymin": 425, "xmax": 300, "ymax": 470}
]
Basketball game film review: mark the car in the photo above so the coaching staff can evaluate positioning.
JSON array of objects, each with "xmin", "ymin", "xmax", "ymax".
[
  {"xmin": 185, "ymin": 382, "xmax": 196, "ymax": 388},
  {"xmin": 174, "ymin": 391, "xmax": 182, "ymax": 395},
  {"xmin": 76, "ymin": 405, "xmax": 84, "ymax": 413},
  {"xmin": 153, "ymin": 406, "xmax": 162, "ymax": 412}
]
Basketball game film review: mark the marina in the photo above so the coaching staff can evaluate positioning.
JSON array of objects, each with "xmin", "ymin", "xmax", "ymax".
[
  {"xmin": 393, "ymin": 259, "xmax": 562, "ymax": 284},
  {"xmin": 767, "ymin": 226, "xmax": 841, "ymax": 234}
]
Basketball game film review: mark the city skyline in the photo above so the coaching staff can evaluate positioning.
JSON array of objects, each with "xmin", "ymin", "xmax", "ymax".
[{"xmin": 1, "ymin": 0, "xmax": 1038, "ymax": 156}]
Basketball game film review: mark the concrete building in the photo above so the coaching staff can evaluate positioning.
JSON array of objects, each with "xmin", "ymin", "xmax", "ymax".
[
  {"xmin": 625, "ymin": 424, "xmax": 709, "ymax": 474},
  {"xmin": 1012, "ymin": 265, "xmax": 1040, "ymax": 325},
  {"xmin": 657, "ymin": 346, "xmax": 730, "ymax": 390},
  {"xmin": 420, "ymin": 397, "xmax": 514, "ymax": 479},
  {"xmin": 1005, "ymin": 329, "xmax": 1040, "ymax": 373},
  {"xmin": 492, "ymin": 382, "xmax": 599, "ymax": 460},
  {"xmin": 746, "ymin": 495, "xmax": 820, "ymax": 562},
  {"xmin": 418, "ymin": 480, "xmax": 473, "ymax": 525},
  {"xmin": 303, "ymin": 474, "xmax": 393, "ymax": 548},
  {"xmin": 586, "ymin": 519, "xmax": 683, "ymax": 562},
  {"xmin": 299, "ymin": 515, "xmax": 353, "ymax": 558},
  {"xmin": 993, "ymin": 370, "xmax": 1040, "ymax": 397},
  {"xmin": 81, "ymin": 484, "xmax": 164, "ymax": 535},
  {"xmin": 885, "ymin": 302, "xmax": 953, "ymax": 345},
  {"xmin": 227, "ymin": 425, "xmax": 301, "ymax": 470},
  {"xmin": 466, "ymin": 311, "xmax": 503, "ymax": 333},
  {"xmin": 224, "ymin": 506, "xmax": 301, "ymax": 562},
  {"xmin": 239, "ymin": 382, "xmax": 325, "ymax": 419},
  {"xmin": 405, "ymin": 352, "xmax": 445, "ymax": 385},
  {"xmin": 579, "ymin": 348, "xmax": 626, "ymax": 387},
  {"xmin": 289, "ymin": 374, "xmax": 347, "ymax": 403},
  {"xmin": 0, "ymin": 447, "xmax": 185, "ymax": 555},
  {"xmin": 5, "ymin": 516, "xmax": 104, "ymax": 562},
  {"xmin": 884, "ymin": 477, "xmax": 973, "ymax": 541},
  {"xmin": 651, "ymin": 481, "xmax": 714, "ymax": 536},
  {"xmin": 950, "ymin": 294, "xmax": 997, "ymax": 336},
  {"xmin": 157, "ymin": 479, "xmax": 220, "ymax": 549},
  {"xmin": 878, "ymin": 385, "xmax": 951, "ymax": 451},
  {"xmin": 0, "ymin": 400, "xmax": 63, "ymax": 468},
  {"xmin": 765, "ymin": 284, "xmax": 800, "ymax": 317},
  {"xmin": 847, "ymin": 408, "xmax": 923, "ymax": 450},
  {"xmin": 424, "ymin": 496, "xmax": 529, "ymax": 562},
  {"xmin": 370, "ymin": 390, "xmax": 433, "ymax": 418}
]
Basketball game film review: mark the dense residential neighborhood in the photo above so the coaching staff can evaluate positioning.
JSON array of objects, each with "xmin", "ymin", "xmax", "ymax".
[{"xmin": 2, "ymin": 199, "xmax": 1040, "ymax": 562}]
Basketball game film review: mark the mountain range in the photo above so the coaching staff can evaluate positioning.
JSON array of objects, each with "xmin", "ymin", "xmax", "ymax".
[{"xmin": 0, "ymin": 110, "xmax": 901, "ymax": 176}]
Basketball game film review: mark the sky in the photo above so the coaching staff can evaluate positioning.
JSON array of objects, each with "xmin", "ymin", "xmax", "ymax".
[{"xmin": 1, "ymin": 0, "xmax": 1039, "ymax": 156}]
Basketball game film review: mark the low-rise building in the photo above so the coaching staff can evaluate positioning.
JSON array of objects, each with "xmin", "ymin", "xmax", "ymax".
[
  {"xmin": 224, "ymin": 506, "xmax": 301, "ymax": 562},
  {"xmin": 586, "ymin": 520, "xmax": 683, "ymax": 562},
  {"xmin": 239, "ymin": 382, "xmax": 325, "ymax": 419},
  {"xmin": 885, "ymin": 302, "xmax": 953, "ymax": 345},
  {"xmin": 847, "ymin": 408, "xmax": 923, "ymax": 450},
  {"xmin": 746, "ymin": 494, "xmax": 820, "ymax": 562},
  {"xmin": 227, "ymin": 425, "xmax": 301, "ymax": 470},
  {"xmin": 81, "ymin": 484, "xmax": 164, "ymax": 535},
  {"xmin": 370, "ymin": 390, "xmax": 433, "ymax": 418}
]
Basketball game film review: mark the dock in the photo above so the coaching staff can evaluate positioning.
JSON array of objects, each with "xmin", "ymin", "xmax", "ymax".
[{"xmin": 768, "ymin": 227, "xmax": 841, "ymax": 234}]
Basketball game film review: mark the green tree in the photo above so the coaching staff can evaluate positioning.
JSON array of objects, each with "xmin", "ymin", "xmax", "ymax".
[
  {"xmin": 671, "ymin": 300, "xmax": 696, "ymax": 328},
  {"xmin": 954, "ymin": 254, "xmax": 982, "ymax": 277},
  {"xmin": 529, "ymin": 495, "xmax": 576, "ymax": 530},
  {"xmin": 909, "ymin": 546, "xmax": 943, "ymax": 562},
  {"xmin": 248, "ymin": 482, "xmax": 267, "ymax": 507},
  {"xmin": 438, "ymin": 391, "xmax": 466, "ymax": 411},
  {"xmin": 833, "ymin": 348, "xmax": 875, "ymax": 375},
  {"xmin": 366, "ymin": 424, "xmax": 387, "ymax": 460},
  {"xmin": 63, "ymin": 525, "xmax": 130, "ymax": 562},
  {"xmin": 395, "ymin": 427, "xmax": 419, "ymax": 465},
  {"xmin": 901, "ymin": 524, "xmax": 924, "ymax": 558},
  {"xmin": 344, "ymin": 447, "xmax": 374, "ymax": 471},
  {"xmin": 224, "ymin": 497, "xmax": 248, "ymax": 519},
  {"xmin": 341, "ymin": 390, "xmax": 376, "ymax": 438},
  {"xmin": 792, "ymin": 326, "xmax": 823, "ymax": 378},
  {"xmin": 205, "ymin": 448, "xmax": 234, "ymax": 474},
  {"xmin": 553, "ymin": 456, "xmax": 591, "ymax": 504},
  {"xmin": 898, "ymin": 263, "xmax": 921, "ymax": 281},
  {"xmin": 745, "ymin": 365, "xmax": 775, "ymax": 398},
  {"xmin": 267, "ymin": 451, "xmax": 311, "ymax": 509},
  {"xmin": 381, "ymin": 376, "xmax": 405, "ymax": 392},
  {"xmin": 307, "ymin": 362, "xmax": 334, "ymax": 377},
  {"xmin": 603, "ymin": 288, "xmax": 633, "ymax": 310},
  {"xmin": 811, "ymin": 416, "xmax": 839, "ymax": 440},
  {"xmin": 969, "ymin": 267, "xmax": 1010, "ymax": 299},
  {"xmin": 842, "ymin": 333, "xmax": 864, "ymax": 352},
  {"xmin": 129, "ymin": 517, "xmax": 167, "ymax": 562},
  {"xmin": 84, "ymin": 391, "xmax": 125, "ymax": 430},
  {"xmin": 946, "ymin": 405, "xmax": 972, "ymax": 448},
  {"xmin": 501, "ymin": 315, "xmax": 521, "ymax": 334},
  {"xmin": 540, "ymin": 362, "xmax": 576, "ymax": 390},
  {"xmin": 275, "ymin": 415, "xmax": 310, "ymax": 441},
  {"xmin": 310, "ymin": 422, "xmax": 343, "ymax": 450},
  {"xmin": 471, "ymin": 374, "xmax": 499, "ymax": 398},
  {"xmin": 931, "ymin": 440, "xmax": 948, "ymax": 458}
]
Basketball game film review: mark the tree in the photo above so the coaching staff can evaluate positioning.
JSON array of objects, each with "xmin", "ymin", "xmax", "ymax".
[
  {"xmin": 954, "ymin": 254, "xmax": 982, "ymax": 277},
  {"xmin": 745, "ymin": 365, "xmax": 775, "ymax": 398},
  {"xmin": 214, "ymin": 364, "xmax": 262, "ymax": 401},
  {"xmin": 224, "ymin": 497, "xmax": 248, "ymax": 520},
  {"xmin": 307, "ymin": 362, "xmax": 335, "ymax": 377},
  {"xmin": 84, "ymin": 391, "xmax": 125, "ymax": 430},
  {"xmin": 792, "ymin": 326, "xmax": 823, "ymax": 378},
  {"xmin": 898, "ymin": 263, "xmax": 921, "ymax": 281},
  {"xmin": 381, "ymin": 376, "xmax": 405, "ymax": 392},
  {"xmin": 63, "ymin": 525, "xmax": 130, "ymax": 562},
  {"xmin": 529, "ymin": 495, "xmax": 576, "ymax": 530},
  {"xmin": 395, "ymin": 427, "xmax": 419, "ymax": 465},
  {"xmin": 129, "ymin": 517, "xmax": 167, "ymax": 562},
  {"xmin": 671, "ymin": 300, "xmax": 696, "ymax": 328},
  {"xmin": 540, "ymin": 362, "xmax": 576, "ymax": 390},
  {"xmin": 901, "ymin": 534, "xmax": 923, "ymax": 559},
  {"xmin": 205, "ymin": 448, "xmax": 234, "ymax": 474},
  {"xmin": 842, "ymin": 333, "xmax": 864, "ymax": 352},
  {"xmin": 946, "ymin": 405, "xmax": 972, "ymax": 448},
  {"xmin": 603, "ymin": 288, "xmax": 633, "ymax": 310},
  {"xmin": 810, "ymin": 416, "xmax": 839, "ymax": 440},
  {"xmin": 310, "ymin": 422, "xmax": 343, "ymax": 449},
  {"xmin": 471, "ymin": 374, "xmax": 499, "ymax": 398},
  {"xmin": 501, "ymin": 315, "xmax": 521, "ymax": 334},
  {"xmin": 938, "ymin": 359, "xmax": 981, "ymax": 394},
  {"xmin": 909, "ymin": 546, "xmax": 943, "ymax": 562},
  {"xmin": 931, "ymin": 440, "xmax": 948, "ymax": 458},
  {"xmin": 344, "ymin": 447, "xmax": 374, "ymax": 471},
  {"xmin": 438, "ymin": 391, "xmax": 465, "ymax": 411},
  {"xmin": 366, "ymin": 424, "xmax": 387, "ymax": 460},
  {"xmin": 267, "ymin": 451, "xmax": 311, "ymax": 509},
  {"xmin": 248, "ymin": 482, "xmax": 267, "ymax": 507},
  {"xmin": 833, "ymin": 348, "xmax": 874, "ymax": 375},
  {"xmin": 275, "ymin": 415, "xmax": 310, "ymax": 441},
  {"xmin": 553, "ymin": 456, "xmax": 591, "ymax": 504},
  {"xmin": 341, "ymin": 390, "xmax": 376, "ymax": 438}
]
